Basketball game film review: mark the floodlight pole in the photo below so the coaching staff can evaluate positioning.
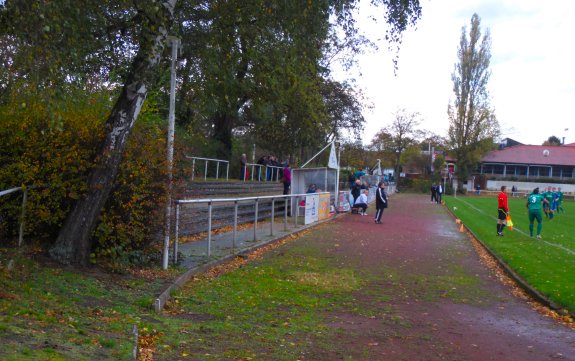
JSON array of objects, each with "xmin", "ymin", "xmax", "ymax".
[{"xmin": 162, "ymin": 36, "xmax": 179, "ymax": 270}]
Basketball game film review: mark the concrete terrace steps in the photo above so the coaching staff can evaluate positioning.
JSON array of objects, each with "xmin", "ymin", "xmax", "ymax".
[{"xmin": 181, "ymin": 180, "xmax": 284, "ymax": 199}]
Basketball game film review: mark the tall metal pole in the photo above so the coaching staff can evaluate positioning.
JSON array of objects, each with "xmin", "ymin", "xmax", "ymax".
[
  {"xmin": 335, "ymin": 142, "xmax": 340, "ymax": 210},
  {"xmin": 162, "ymin": 37, "xmax": 179, "ymax": 270}
]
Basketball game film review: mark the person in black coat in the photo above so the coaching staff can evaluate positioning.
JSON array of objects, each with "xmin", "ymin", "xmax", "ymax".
[
  {"xmin": 375, "ymin": 181, "xmax": 388, "ymax": 224},
  {"xmin": 351, "ymin": 179, "xmax": 362, "ymax": 203},
  {"xmin": 430, "ymin": 184, "xmax": 437, "ymax": 203}
]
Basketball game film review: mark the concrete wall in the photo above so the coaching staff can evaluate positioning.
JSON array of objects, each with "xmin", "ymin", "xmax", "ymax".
[{"xmin": 485, "ymin": 180, "xmax": 575, "ymax": 195}]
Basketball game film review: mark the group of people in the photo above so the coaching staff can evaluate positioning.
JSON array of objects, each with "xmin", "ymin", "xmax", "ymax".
[
  {"xmin": 542, "ymin": 186, "xmax": 565, "ymax": 219},
  {"xmin": 497, "ymin": 185, "xmax": 565, "ymax": 239},
  {"xmin": 430, "ymin": 184, "xmax": 443, "ymax": 204},
  {"xmin": 350, "ymin": 179, "xmax": 388, "ymax": 224},
  {"xmin": 240, "ymin": 154, "xmax": 290, "ymax": 194},
  {"xmin": 255, "ymin": 155, "xmax": 283, "ymax": 181}
]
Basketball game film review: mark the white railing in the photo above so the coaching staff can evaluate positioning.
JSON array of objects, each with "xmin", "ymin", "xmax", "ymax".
[
  {"xmin": 0, "ymin": 186, "xmax": 28, "ymax": 247},
  {"xmin": 186, "ymin": 156, "xmax": 229, "ymax": 181},
  {"xmin": 242, "ymin": 163, "xmax": 282, "ymax": 182},
  {"xmin": 172, "ymin": 192, "xmax": 330, "ymax": 262}
]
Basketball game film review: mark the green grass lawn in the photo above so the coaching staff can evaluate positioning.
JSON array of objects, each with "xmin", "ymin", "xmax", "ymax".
[{"xmin": 444, "ymin": 195, "xmax": 575, "ymax": 313}]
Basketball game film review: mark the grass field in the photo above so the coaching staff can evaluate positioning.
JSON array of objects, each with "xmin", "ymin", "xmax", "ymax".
[{"xmin": 444, "ymin": 195, "xmax": 575, "ymax": 314}]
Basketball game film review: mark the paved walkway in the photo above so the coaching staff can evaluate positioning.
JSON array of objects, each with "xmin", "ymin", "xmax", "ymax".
[{"xmin": 157, "ymin": 192, "xmax": 574, "ymax": 359}]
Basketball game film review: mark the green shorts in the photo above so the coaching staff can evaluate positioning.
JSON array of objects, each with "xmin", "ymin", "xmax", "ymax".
[{"xmin": 528, "ymin": 210, "xmax": 542, "ymax": 224}]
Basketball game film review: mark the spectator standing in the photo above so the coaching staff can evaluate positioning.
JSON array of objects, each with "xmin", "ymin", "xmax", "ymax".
[
  {"xmin": 256, "ymin": 155, "xmax": 266, "ymax": 181},
  {"xmin": 351, "ymin": 179, "xmax": 362, "ymax": 203},
  {"xmin": 269, "ymin": 155, "xmax": 279, "ymax": 181},
  {"xmin": 282, "ymin": 161, "xmax": 291, "ymax": 195},
  {"xmin": 497, "ymin": 185, "xmax": 509, "ymax": 236},
  {"xmin": 374, "ymin": 181, "xmax": 388, "ymax": 224},
  {"xmin": 430, "ymin": 184, "xmax": 437, "ymax": 203},
  {"xmin": 436, "ymin": 184, "xmax": 443, "ymax": 204},
  {"xmin": 348, "ymin": 173, "xmax": 356, "ymax": 189}
]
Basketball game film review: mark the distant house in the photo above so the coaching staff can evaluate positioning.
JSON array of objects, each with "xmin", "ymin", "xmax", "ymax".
[
  {"xmin": 498, "ymin": 137, "xmax": 523, "ymax": 149},
  {"xmin": 479, "ymin": 144, "xmax": 575, "ymax": 179}
]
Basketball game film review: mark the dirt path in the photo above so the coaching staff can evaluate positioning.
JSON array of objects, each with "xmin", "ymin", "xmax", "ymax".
[{"xmin": 310, "ymin": 193, "xmax": 574, "ymax": 361}]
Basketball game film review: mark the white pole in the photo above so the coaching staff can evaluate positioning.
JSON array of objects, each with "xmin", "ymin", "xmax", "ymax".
[
  {"xmin": 162, "ymin": 37, "xmax": 179, "ymax": 270},
  {"xmin": 335, "ymin": 141, "xmax": 341, "ymax": 210},
  {"xmin": 300, "ymin": 142, "xmax": 332, "ymax": 168}
]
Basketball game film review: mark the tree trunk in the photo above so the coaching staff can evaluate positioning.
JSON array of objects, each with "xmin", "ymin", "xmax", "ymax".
[
  {"xmin": 49, "ymin": 82, "xmax": 148, "ymax": 265},
  {"xmin": 213, "ymin": 112, "xmax": 234, "ymax": 160},
  {"xmin": 49, "ymin": 1, "xmax": 177, "ymax": 266}
]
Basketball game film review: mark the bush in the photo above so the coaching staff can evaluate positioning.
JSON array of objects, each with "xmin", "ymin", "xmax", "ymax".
[
  {"xmin": 0, "ymin": 88, "xmax": 108, "ymax": 240},
  {"xmin": 0, "ymin": 87, "xmax": 182, "ymax": 267}
]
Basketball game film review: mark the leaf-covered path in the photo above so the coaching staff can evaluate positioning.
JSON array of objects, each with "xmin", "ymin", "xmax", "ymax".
[{"xmin": 311, "ymin": 192, "xmax": 574, "ymax": 360}]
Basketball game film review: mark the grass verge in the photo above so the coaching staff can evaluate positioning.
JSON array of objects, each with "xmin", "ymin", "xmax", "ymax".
[{"xmin": 444, "ymin": 195, "xmax": 575, "ymax": 314}]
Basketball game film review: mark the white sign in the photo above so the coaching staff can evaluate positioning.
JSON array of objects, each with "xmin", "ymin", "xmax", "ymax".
[{"xmin": 304, "ymin": 194, "xmax": 319, "ymax": 224}]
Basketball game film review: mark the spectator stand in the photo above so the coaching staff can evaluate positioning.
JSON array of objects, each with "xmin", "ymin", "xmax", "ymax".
[{"xmin": 291, "ymin": 167, "xmax": 337, "ymax": 217}]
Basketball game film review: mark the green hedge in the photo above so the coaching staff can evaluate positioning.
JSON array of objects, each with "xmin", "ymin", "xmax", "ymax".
[{"xmin": 0, "ymin": 88, "xmax": 177, "ymax": 266}]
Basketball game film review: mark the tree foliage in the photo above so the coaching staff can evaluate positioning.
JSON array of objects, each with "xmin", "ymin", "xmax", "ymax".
[
  {"xmin": 371, "ymin": 108, "xmax": 423, "ymax": 176},
  {"xmin": 542, "ymin": 135, "xmax": 562, "ymax": 146},
  {"xmin": 447, "ymin": 13, "xmax": 499, "ymax": 181},
  {"xmin": 0, "ymin": 0, "xmax": 422, "ymax": 266}
]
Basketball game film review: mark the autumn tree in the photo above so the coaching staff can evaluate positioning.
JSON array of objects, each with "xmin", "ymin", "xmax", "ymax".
[
  {"xmin": 447, "ymin": 13, "xmax": 499, "ymax": 182},
  {"xmin": 49, "ymin": 1, "xmax": 177, "ymax": 266},
  {"xmin": 371, "ymin": 109, "xmax": 423, "ymax": 179},
  {"xmin": 1, "ymin": 0, "xmax": 422, "ymax": 266},
  {"xmin": 542, "ymin": 136, "xmax": 562, "ymax": 146},
  {"xmin": 174, "ymin": 0, "xmax": 422, "ymax": 159}
]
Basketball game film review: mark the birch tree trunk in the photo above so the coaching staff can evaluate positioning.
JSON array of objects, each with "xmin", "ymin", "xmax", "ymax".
[{"xmin": 50, "ymin": 0, "xmax": 177, "ymax": 266}]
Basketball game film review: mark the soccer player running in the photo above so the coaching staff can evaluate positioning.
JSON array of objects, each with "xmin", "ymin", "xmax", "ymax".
[
  {"xmin": 497, "ymin": 185, "xmax": 509, "ymax": 236},
  {"xmin": 526, "ymin": 187, "xmax": 549, "ymax": 239}
]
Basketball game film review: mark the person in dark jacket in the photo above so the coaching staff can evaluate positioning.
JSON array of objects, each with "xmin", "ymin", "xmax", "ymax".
[
  {"xmin": 282, "ymin": 161, "xmax": 291, "ymax": 195},
  {"xmin": 374, "ymin": 181, "xmax": 388, "ymax": 224},
  {"xmin": 351, "ymin": 179, "xmax": 362, "ymax": 203}
]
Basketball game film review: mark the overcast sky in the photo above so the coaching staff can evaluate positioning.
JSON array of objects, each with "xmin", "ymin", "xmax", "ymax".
[{"xmin": 338, "ymin": 0, "xmax": 575, "ymax": 146}]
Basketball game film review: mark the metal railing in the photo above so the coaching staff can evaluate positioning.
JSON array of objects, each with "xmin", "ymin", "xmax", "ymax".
[
  {"xmin": 242, "ymin": 163, "xmax": 282, "ymax": 182},
  {"xmin": 172, "ymin": 192, "xmax": 330, "ymax": 263},
  {"xmin": 186, "ymin": 156, "xmax": 229, "ymax": 181},
  {"xmin": 0, "ymin": 186, "xmax": 28, "ymax": 247}
]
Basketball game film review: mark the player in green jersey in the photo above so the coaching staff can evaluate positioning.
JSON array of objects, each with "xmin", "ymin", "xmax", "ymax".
[
  {"xmin": 543, "ymin": 186, "xmax": 555, "ymax": 219},
  {"xmin": 526, "ymin": 187, "xmax": 549, "ymax": 239}
]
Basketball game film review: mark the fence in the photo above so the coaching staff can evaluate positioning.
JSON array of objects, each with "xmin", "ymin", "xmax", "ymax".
[
  {"xmin": 172, "ymin": 192, "xmax": 330, "ymax": 262},
  {"xmin": 242, "ymin": 163, "xmax": 282, "ymax": 182},
  {"xmin": 0, "ymin": 186, "xmax": 28, "ymax": 247},
  {"xmin": 186, "ymin": 156, "xmax": 229, "ymax": 181}
]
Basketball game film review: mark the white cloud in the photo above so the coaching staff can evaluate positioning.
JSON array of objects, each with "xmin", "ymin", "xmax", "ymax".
[{"xmin": 335, "ymin": 0, "xmax": 575, "ymax": 145}]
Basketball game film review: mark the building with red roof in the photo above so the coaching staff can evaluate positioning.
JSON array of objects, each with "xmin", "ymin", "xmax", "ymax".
[{"xmin": 480, "ymin": 144, "xmax": 575, "ymax": 179}]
